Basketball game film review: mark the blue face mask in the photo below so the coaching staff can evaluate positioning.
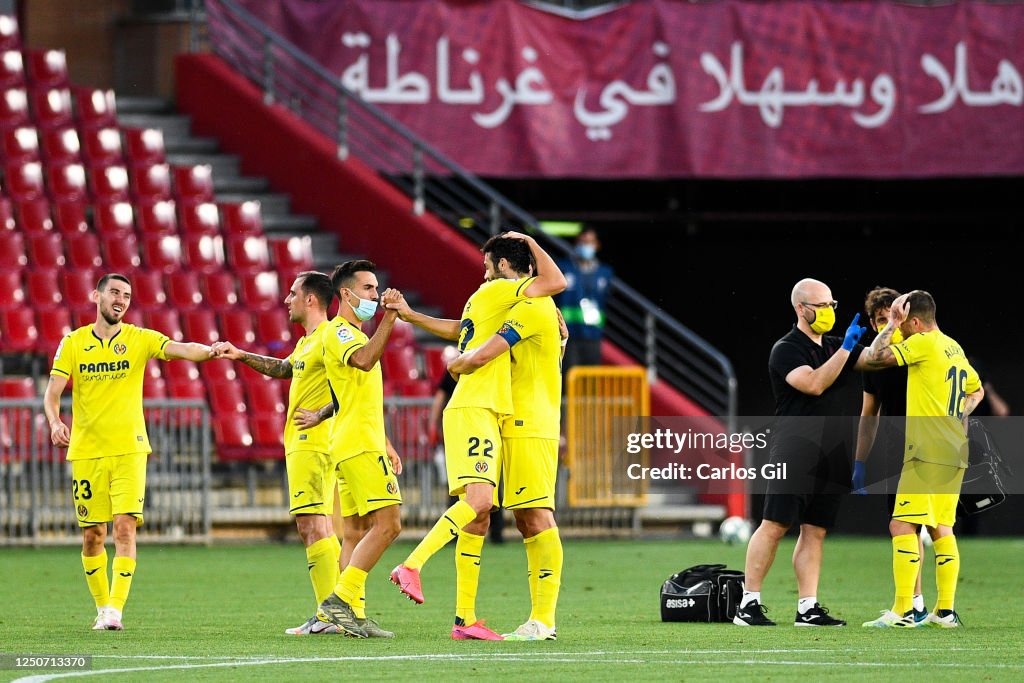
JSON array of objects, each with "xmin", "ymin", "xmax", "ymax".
[
  {"xmin": 347, "ymin": 289, "xmax": 378, "ymax": 321},
  {"xmin": 576, "ymin": 244, "xmax": 597, "ymax": 260}
]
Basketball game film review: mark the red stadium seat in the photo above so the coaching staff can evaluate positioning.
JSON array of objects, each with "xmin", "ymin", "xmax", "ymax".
[
  {"xmin": 31, "ymin": 88, "xmax": 73, "ymax": 130},
  {"xmin": 0, "ymin": 197, "xmax": 15, "ymax": 231},
  {"xmin": 130, "ymin": 162, "xmax": 171, "ymax": 202},
  {"xmin": 221, "ymin": 201, "xmax": 263, "ymax": 236},
  {"xmin": 122, "ymin": 307, "xmax": 144, "ymax": 327},
  {"xmin": 178, "ymin": 201, "xmax": 221, "ymax": 236},
  {"xmin": 128, "ymin": 270, "xmax": 166, "ymax": 309},
  {"xmin": 142, "ymin": 374, "xmax": 167, "ymax": 400},
  {"xmin": 101, "ymin": 232, "xmax": 141, "ymax": 271},
  {"xmin": 39, "ymin": 126, "xmax": 80, "ymax": 164},
  {"xmin": 72, "ymin": 87, "xmax": 117, "ymax": 129},
  {"xmin": 60, "ymin": 269, "xmax": 96, "ymax": 307},
  {"xmin": 79, "ymin": 127, "xmax": 123, "ymax": 167},
  {"xmin": 0, "ymin": 308, "xmax": 37, "ymax": 352},
  {"xmin": 182, "ymin": 234, "xmax": 225, "ymax": 273},
  {"xmin": 0, "ymin": 269, "xmax": 24, "ymax": 309},
  {"xmin": 389, "ymin": 319, "xmax": 416, "ymax": 347},
  {"xmin": 165, "ymin": 270, "xmax": 204, "ymax": 309},
  {"xmin": 246, "ymin": 378, "xmax": 286, "ymax": 415},
  {"xmin": 0, "ymin": 231, "xmax": 26, "ymax": 269},
  {"xmin": 218, "ymin": 310, "xmax": 257, "ymax": 348},
  {"xmin": 182, "ymin": 308, "xmax": 219, "ymax": 346},
  {"xmin": 136, "ymin": 199, "xmax": 177, "ymax": 235},
  {"xmin": 2, "ymin": 125, "xmax": 38, "ymax": 162},
  {"xmin": 65, "ymin": 232, "xmax": 103, "ymax": 270},
  {"xmin": 25, "ymin": 269, "xmax": 62, "ymax": 307},
  {"xmin": 25, "ymin": 49, "xmax": 69, "ymax": 89},
  {"xmin": 70, "ymin": 306, "xmax": 97, "ymax": 329},
  {"xmin": 35, "ymin": 306, "xmax": 71, "ymax": 356},
  {"xmin": 4, "ymin": 161, "xmax": 44, "ymax": 201},
  {"xmin": 250, "ymin": 412, "xmax": 285, "ymax": 449},
  {"xmin": 269, "ymin": 236, "xmax": 315, "ymax": 278},
  {"xmin": 226, "ymin": 235, "xmax": 271, "ymax": 272},
  {"xmin": 0, "ymin": 376, "xmax": 35, "ymax": 398},
  {"xmin": 161, "ymin": 357, "xmax": 199, "ymax": 383},
  {"xmin": 92, "ymin": 201, "xmax": 135, "ymax": 237},
  {"xmin": 172, "ymin": 164, "xmax": 214, "ymax": 204},
  {"xmin": 200, "ymin": 358, "xmax": 238, "ymax": 385},
  {"xmin": 254, "ymin": 309, "xmax": 293, "ymax": 354},
  {"xmin": 14, "ymin": 198, "xmax": 53, "ymax": 233},
  {"xmin": 144, "ymin": 308, "xmax": 183, "ymax": 342},
  {"xmin": 54, "ymin": 199, "xmax": 88, "ymax": 235},
  {"xmin": 238, "ymin": 271, "xmax": 280, "ymax": 311},
  {"xmin": 46, "ymin": 162, "xmax": 88, "ymax": 202},
  {"xmin": 201, "ymin": 270, "xmax": 238, "ymax": 311},
  {"xmin": 167, "ymin": 376, "xmax": 206, "ymax": 400},
  {"xmin": 0, "ymin": 16, "xmax": 20, "ymax": 51},
  {"xmin": 212, "ymin": 414, "xmax": 254, "ymax": 458},
  {"xmin": 208, "ymin": 382, "xmax": 246, "ymax": 415},
  {"xmin": 140, "ymin": 234, "xmax": 183, "ymax": 273},
  {"xmin": 26, "ymin": 232, "xmax": 65, "ymax": 269},
  {"xmin": 123, "ymin": 127, "xmax": 165, "ymax": 167},
  {"xmin": 88, "ymin": 165, "xmax": 130, "ymax": 202},
  {"xmin": 382, "ymin": 345, "xmax": 420, "ymax": 384},
  {"xmin": 0, "ymin": 88, "xmax": 29, "ymax": 129},
  {"xmin": 0, "ymin": 49, "xmax": 23, "ymax": 88}
]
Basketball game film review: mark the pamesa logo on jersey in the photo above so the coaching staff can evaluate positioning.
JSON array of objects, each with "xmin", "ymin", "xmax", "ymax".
[{"xmin": 79, "ymin": 360, "xmax": 130, "ymax": 373}]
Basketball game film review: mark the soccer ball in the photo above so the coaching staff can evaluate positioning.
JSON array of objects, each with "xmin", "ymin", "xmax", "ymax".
[{"xmin": 719, "ymin": 516, "xmax": 752, "ymax": 544}]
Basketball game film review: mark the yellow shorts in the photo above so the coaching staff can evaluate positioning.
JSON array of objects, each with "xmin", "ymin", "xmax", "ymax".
[
  {"xmin": 502, "ymin": 437, "xmax": 558, "ymax": 511},
  {"xmin": 335, "ymin": 451, "xmax": 402, "ymax": 517},
  {"xmin": 336, "ymin": 475, "xmax": 357, "ymax": 518},
  {"xmin": 286, "ymin": 450, "xmax": 336, "ymax": 515},
  {"xmin": 893, "ymin": 460, "xmax": 965, "ymax": 528},
  {"xmin": 443, "ymin": 407, "xmax": 503, "ymax": 496},
  {"xmin": 71, "ymin": 453, "xmax": 147, "ymax": 528}
]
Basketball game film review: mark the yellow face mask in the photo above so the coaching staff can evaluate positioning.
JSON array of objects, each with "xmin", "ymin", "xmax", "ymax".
[{"xmin": 808, "ymin": 306, "xmax": 835, "ymax": 334}]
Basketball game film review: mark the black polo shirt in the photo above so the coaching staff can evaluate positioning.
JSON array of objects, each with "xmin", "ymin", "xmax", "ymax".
[
  {"xmin": 769, "ymin": 325, "xmax": 863, "ymax": 417},
  {"xmin": 863, "ymin": 365, "xmax": 907, "ymax": 417}
]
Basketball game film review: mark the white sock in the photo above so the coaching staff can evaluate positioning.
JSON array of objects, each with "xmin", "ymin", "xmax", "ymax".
[
  {"xmin": 912, "ymin": 594, "xmax": 925, "ymax": 612},
  {"xmin": 798, "ymin": 597, "xmax": 817, "ymax": 614},
  {"xmin": 740, "ymin": 590, "xmax": 760, "ymax": 608}
]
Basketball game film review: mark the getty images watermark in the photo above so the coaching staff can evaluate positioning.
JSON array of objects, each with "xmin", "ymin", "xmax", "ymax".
[{"xmin": 625, "ymin": 427, "xmax": 783, "ymax": 482}]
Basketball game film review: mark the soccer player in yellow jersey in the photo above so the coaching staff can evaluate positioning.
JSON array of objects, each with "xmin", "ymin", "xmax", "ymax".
[
  {"xmin": 315, "ymin": 260, "xmax": 405, "ymax": 638},
  {"xmin": 859, "ymin": 291, "xmax": 983, "ymax": 628},
  {"xmin": 388, "ymin": 231, "xmax": 565, "ymax": 640},
  {"xmin": 43, "ymin": 273, "xmax": 217, "ymax": 631},
  {"xmin": 212, "ymin": 271, "xmax": 370, "ymax": 635},
  {"xmin": 449, "ymin": 292, "xmax": 569, "ymax": 641}
]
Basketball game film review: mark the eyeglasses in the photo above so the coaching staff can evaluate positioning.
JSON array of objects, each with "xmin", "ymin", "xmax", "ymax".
[{"xmin": 802, "ymin": 301, "xmax": 839, "ymax": 310}]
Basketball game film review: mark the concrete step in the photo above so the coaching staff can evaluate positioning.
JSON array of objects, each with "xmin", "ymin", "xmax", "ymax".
[
  {"xmin": 166, "ymin": 152, "xmax": 241, "ymax": 178},
  {"xmin": 116, "ymin": 95, "xmax": 174, "ymax": 115},
  {"xmin": 262, "ymin": 213, "xmax": 318, "ymax": 232},
  {"xmin": 165, "ymin": 136, "xmax": 220, "ymax": 155},
  {"xmin": 118, "ymin": 113, "xmax": 194, "ymax": 137},
  {"xmin": 215, "ymin": 191, "xmax": 289, "ymax": 215},
  {"xmin": 213, "ymin": 175, "xmax": 270, "ymax": 195}
]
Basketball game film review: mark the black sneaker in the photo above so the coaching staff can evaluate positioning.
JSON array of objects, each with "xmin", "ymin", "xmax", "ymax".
[
  {"xmin": 733, "ymin": 600, "xmax": 776, "ymax": 626},
  {"xmin": 794, "ymin": 603, "xmax": 846, "ymax": 626}
]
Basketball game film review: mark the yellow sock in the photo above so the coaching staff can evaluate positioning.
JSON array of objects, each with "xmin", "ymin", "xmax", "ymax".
[
  {"xmin": 334, "ymin": 566, "xmax": 367, "ymax": 606},
  {"xmin": 891, "ymin": 534, "xmax": 918, "ymax": 615},
  {"xmin": 455, "ymin": 531, "xmax": 485, "ymax": 625},
  {"xmin": 82, "ymin": 551, "xmax": 109, "ymax": 609},
  {"xmin": 524, "ymin": 535, "xmax": 539, "ymax": 615},
  {"xmin": 109, "ymin": 556, "xmax": 136, "ymax": 612},
  {"xmin": 933, "ymin": 535, "xmax": 960, "ymax": 611},
  {"xmin": 306, "ymin": 536, "xmax": 341, "ymax": 606},
  {"xmin": 531, "ymin": 527, "xmax": 562, "ymax": 628},
  {"xmin": 353, "ymin": 583, "xmax": 366, "ymax": 620},
  {"xmin": 405, "ymin": 500, "xmax": 476, "ymax": 570}
]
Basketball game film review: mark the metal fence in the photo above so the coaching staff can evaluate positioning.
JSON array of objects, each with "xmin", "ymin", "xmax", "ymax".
[{"xmin": 0, "ymin": 399, "xmax": 211, "ymax": 546}]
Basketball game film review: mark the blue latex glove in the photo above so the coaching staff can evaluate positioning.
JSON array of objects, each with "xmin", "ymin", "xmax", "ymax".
[
  {"xmin": 852, "ymin": 461, "xmax": 867, "ymax": 495},
  {"xmin": 842, "ymin": 313, "xmax": 866, "ymax": 351}
]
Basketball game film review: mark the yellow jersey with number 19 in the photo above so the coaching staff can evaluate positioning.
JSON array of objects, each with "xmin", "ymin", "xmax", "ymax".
[
  {"xmin": 498, "ymin": 297, "xmax": 562, "ymax": 440},
  {"xmin": 50, "ymin": 324, "xmax": 170, "ymax": 461},
  {"xmin": 284, "ymin": 320, "xmax": 332, "ymax": 455},
  {"xmin": 446, "ymin": 276, "xmax": 536, "ymax": 416},
  {"xmin": 892, "ymin": 329, "xmax": 981, "ymax": 468},
  {"xmin": 323, "ymin": 316, "xmax": 386, "ymax": 462}
]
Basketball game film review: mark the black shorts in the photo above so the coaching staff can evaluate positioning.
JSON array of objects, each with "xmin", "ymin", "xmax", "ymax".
[{"xmin": 762, "ymin": 491, "xmax": 843, "ymax": 529}]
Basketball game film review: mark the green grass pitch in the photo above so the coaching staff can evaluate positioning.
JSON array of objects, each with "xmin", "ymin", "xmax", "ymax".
[{"xmin": 2, "ymin": 536, "xmax": 1022, "ymax": 681}]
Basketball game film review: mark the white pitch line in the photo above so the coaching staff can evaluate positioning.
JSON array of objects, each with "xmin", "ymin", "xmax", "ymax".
[{"xmin": 13, "ymin": 651, "xmax": 1024, "ymax": 683}]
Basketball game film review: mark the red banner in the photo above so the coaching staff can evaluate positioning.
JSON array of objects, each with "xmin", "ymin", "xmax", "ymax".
[{"xmin": 229, "ymin": 0, "xmax": 1024, "ymax": 179}]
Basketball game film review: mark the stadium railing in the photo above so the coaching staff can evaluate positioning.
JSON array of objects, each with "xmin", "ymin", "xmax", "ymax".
[
  {"xmin": 0, "ymin": 398, "xmax": 211, "ymax": 546},
  {"xmin": 193, "ymin": 0, "xmax": 737, "ymax": 425}
]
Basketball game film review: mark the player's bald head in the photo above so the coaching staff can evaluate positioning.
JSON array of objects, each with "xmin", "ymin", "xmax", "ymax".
[{"xmin": 791, "ymin": 278, "xmax": 830, "ymax": 309}]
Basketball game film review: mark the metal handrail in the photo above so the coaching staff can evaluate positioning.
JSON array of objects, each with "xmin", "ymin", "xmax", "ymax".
[{"xmin": 197, "ymin": 0, "xmax": 736, "ymax": 424}]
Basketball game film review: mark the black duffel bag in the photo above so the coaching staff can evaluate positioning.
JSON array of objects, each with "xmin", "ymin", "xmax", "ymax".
[
  {"xmin": 959, "ymin": 418, "xmax": 1012, "ymax": 516},
  {"xmin": 660, "ymin": 563, "xmax": 744, "ymax": 623}
]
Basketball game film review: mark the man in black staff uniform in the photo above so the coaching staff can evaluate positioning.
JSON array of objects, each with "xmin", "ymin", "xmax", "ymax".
[{"xmin": 734, "ymin": 277, "xmax": 867, "ymax": 628}]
